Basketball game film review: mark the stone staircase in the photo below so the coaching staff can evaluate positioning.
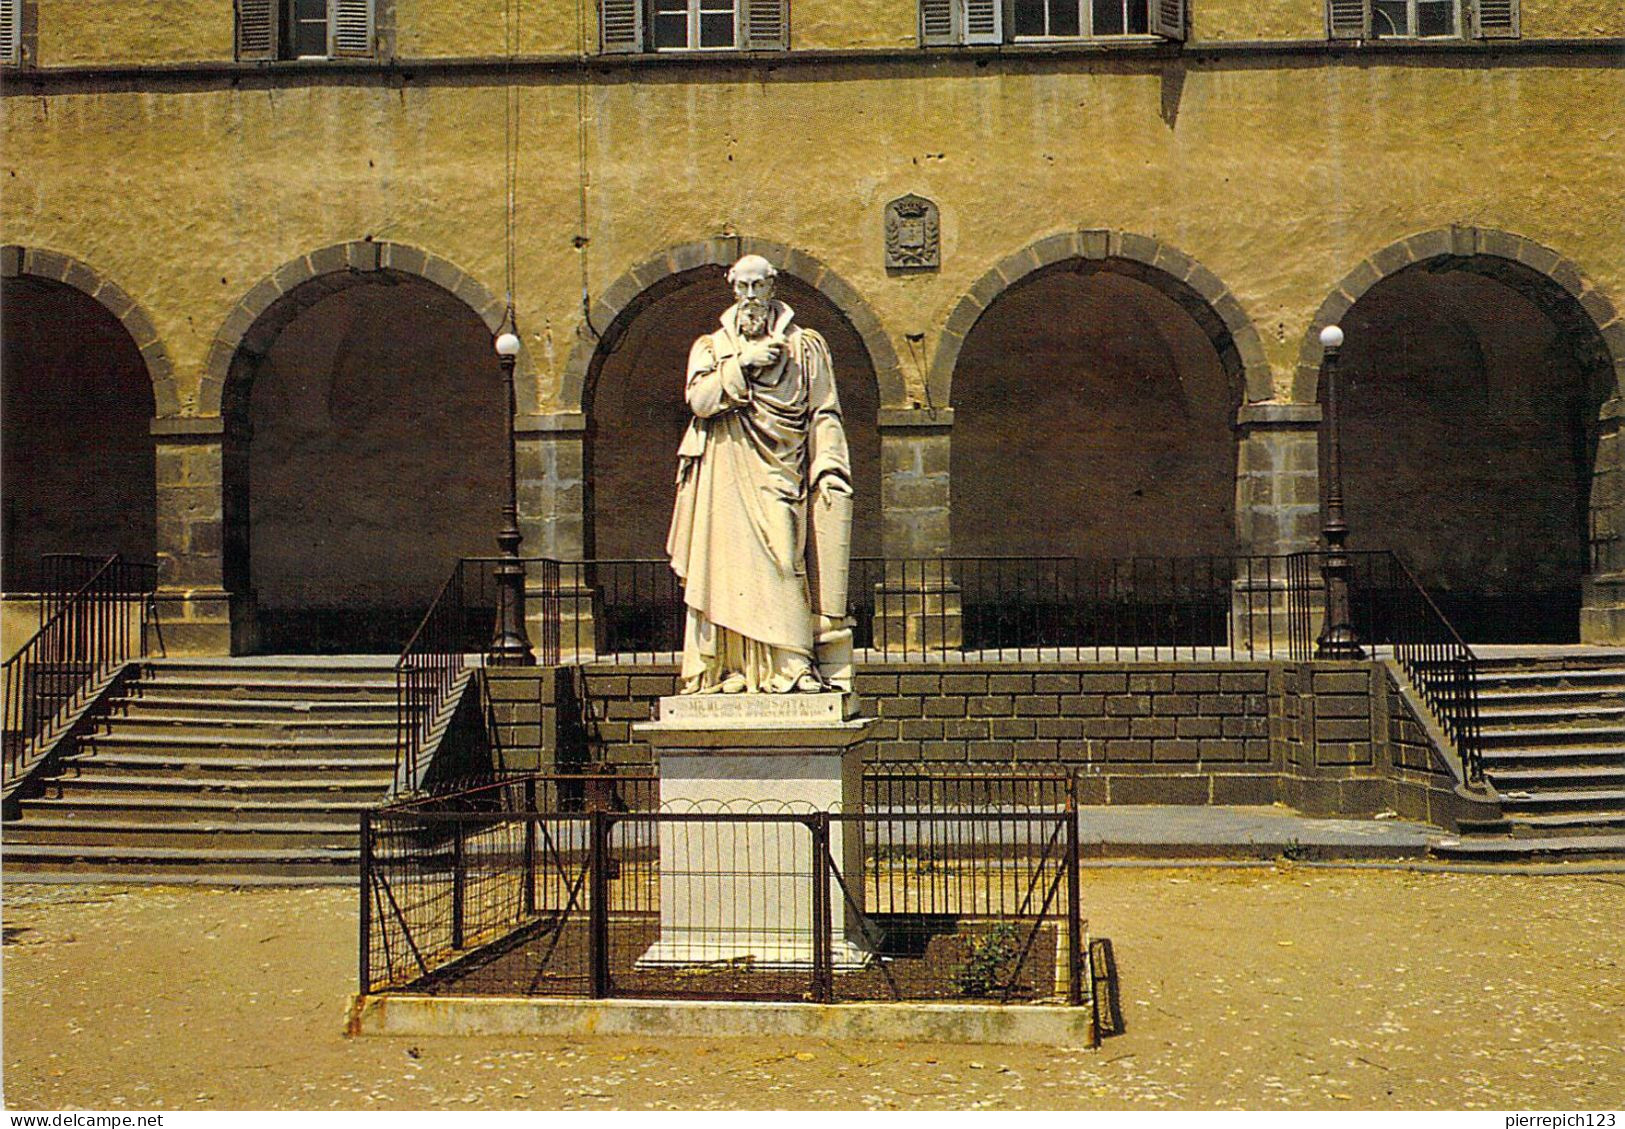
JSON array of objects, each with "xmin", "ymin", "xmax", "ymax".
[
  {"xmin": 1433, "ymin": 650, "xmax": 1625, "ymax": 864},
  {"xmin": 2, "ymin": 657, "xmax": 399, "ymax": 882}
]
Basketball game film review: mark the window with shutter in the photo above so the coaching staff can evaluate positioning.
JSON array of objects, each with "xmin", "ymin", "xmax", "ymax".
[
  {"xmin": 920, "ymin": 0, "xmax": 956, "ymax": 44},
  {"xmin": 1472, "ymin": 0, "xmax": 1518, "ymax": 38},
  {"xmin": 600, "ymin": 0, "xmax": 644, "ymax": 52},
  {"xmin": 741, "ymin": 0, "xmax": 787, "ymax": 49},
  {"xmin": 237, "ymin": 0, "xmax": 280, "ymax": 61},
  {"xmin": 330, "ymin": 0, "xmax": 374, "ymax": 57},
  {"xmin": 1149, "ymin": 0, "xmax": 1185, "ymax": 41},
  {"xmin": 0, "ymin": 0, "xmax": 19, "ymax": 66},
  {"xmin": 963, "ymin": 0, "xmax": 1000, "ymax": 43}
]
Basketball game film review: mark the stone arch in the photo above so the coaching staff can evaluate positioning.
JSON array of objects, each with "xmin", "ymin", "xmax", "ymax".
[
  {"xmin": 560, "ymin": 236, "xmax": 907, "ymax": 414},
  {"xmin": 2, "ymin": 245, "xmax": 180, "ymax": 416},
  {"xmin": 930, "ymin": 229, "xmax": 1273, "ymax": 409},
  {"xmin": 1297, "ymin": 226, "xmax": 1625, "ymax": 642},
  {"xmin": 1294, "ymin": 226, "xmax": 1622, "ymax": 404},
  {"xmin": 200, "ymin": 240, "xmax": 527, "ymax": 417}
]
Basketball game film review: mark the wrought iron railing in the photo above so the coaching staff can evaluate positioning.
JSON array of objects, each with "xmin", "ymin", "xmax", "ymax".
[
  {"xmin": 394, "ymin": 557, "xmax": 562, "ymax": 793},
  {"xmin": 360, "ymin": 774, "xmax": 1084, "ymax": 1007},
  {"xmin": 1289, "ymin": 550, "xmax": 1482, "ymax": 782},
  {"xmin": 545, "ymin": 554, "xmax": 1303, "ymax": 662},
  {"xmin": 3, "ymin": 554, "xmax": 157, "ymax": 791}
]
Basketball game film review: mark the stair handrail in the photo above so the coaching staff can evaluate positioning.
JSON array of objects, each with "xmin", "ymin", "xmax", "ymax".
[
  {"xmin": 1377, "ymin": 550, "xmax": 1483, "ymax": 783},
  {"xmin": 3, "ymin": 554, "xmax": 156, "ymax": 791},
  {"xmin": 395, "ymin": 560, "xmax": 469, "ymax": 794}
]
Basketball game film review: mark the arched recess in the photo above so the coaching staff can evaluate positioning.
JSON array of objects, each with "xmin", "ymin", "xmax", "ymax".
[
  {"xmin": 939, "ymin": 231, "xmax": 1267, "ymax": 559},
  {"xmin": 1297, "ymin": 227, "xmax": 1624, "ymax": 643},
  {"xmin": 210, "ymin": 243, "xmax": 515, "ymax": 653},
  {"xmin": 1, "ymin": 246, "xmax": 167, "ymax": 590},
  {"xmin": 566, "ymin": 238, "xmax": 893, "ymax": 562}
]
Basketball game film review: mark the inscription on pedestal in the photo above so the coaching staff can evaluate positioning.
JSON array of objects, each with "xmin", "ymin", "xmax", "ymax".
[{"xmin": 655, "ymin": 691, "xmax": 858, "ymax": 725}]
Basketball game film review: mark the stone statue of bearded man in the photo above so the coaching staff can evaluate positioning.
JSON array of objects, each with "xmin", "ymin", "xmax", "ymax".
[{"xmin": 665, "ymin": 254, "xmax": 855, "ymax": 695}]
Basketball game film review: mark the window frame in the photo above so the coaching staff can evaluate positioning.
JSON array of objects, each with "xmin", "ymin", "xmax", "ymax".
[
  {"xmin": 1010, "ymin": 0, "xmax": 1156, "ymax": 42},
  {"xmin": 1327, "ymin": 0, "xmax": 1518, "ymax": 41},
  {"xmin": 652, "ymin": 0, "xmax": 740, "ymax": 52},
  {"xmin": 1369, "ymin": 0, "xmax": 1459, "ymax": 39},
  {"xmin": 235, "ymin": 0, "xmax": 380, "ymax": 63}
]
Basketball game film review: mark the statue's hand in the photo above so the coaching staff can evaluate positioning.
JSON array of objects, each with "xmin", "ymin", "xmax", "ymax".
[
  {"xmin": 816, "ymin": 474, "xmax": 853, "ymax": 500},
  {"xmin": 738, "ymin": 336, "xmax": 784, "ymax": 371}
]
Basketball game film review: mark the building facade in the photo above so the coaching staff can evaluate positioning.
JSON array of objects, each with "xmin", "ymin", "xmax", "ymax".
[{"xmin": 3, "ymin": 0, "xmax": 1623, "ymax": 654}]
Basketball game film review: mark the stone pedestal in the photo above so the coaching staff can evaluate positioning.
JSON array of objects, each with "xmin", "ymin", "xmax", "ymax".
[{"xmin": 634, "ymin": 692, "xmax": 873, "ymax": 967}]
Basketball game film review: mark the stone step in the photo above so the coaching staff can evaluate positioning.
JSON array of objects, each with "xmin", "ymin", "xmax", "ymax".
[
  {"xmin": 1475, "ymin": 688, "xmax": 1625, "ymax": 710},
  {"xmin": 1477, "ymin": 703, "xmax": 1625, "ymax": 726},
  {"xmin": 4, "ymin": 817, "xmax": 359, "ymax": 851},
  {"xmin": 141, "ymin": 658, "xmax": 398, "ymax": 682},
  {"xmin": 1479, "ymin": 726, "xmax": 1625, "ymax": 749},
  {"xmin": 1488, "ymin": 765, "xmax": 1625, "ymax": 790},
  {"xmin": 1428, "ymin": 833, "xmax": 1625, "ymax": 862},
  {"xmin": 1472, "ymin": 652, "xmax": 1625, "ymax": 673},
  {"xmin": 1481, "ymin": 746, "xmax": 1625, "ymax": 770},
  {"xmin": 1494, "ymin": 787, "xmax": 1625, "ymax": 813},
  {"xmin": 106, "ymin": 695, "xmax": 396, "ymax": 722},
  {"xmin": 0, "ymin": 842, "xmax": 361, "ymax": 878},
  {"xmin": 41, "ymin": 773, "xmax": 392, "ymax": 804},
  {"xmin": 57, "ymin": 752, "xmax": 396, "ymax": 780},
  {"xmin": 124, "ymin": 677, "xmax": 398, "ymax": 702},
  {"xmin": 89, "ymin": 713, "xmax": 398, "ymax": 741},
  {"xmin": 1473, "ymin": 668, "xmax": 1625, "ymax": 693},
  {"xmin": 77, "ymin": 731, "xmax": 396, "ymax": 756},
  {"xmin": 1459, "ymin": 810, "xmax": 1625, "ymax": 837},
  {"xmin": 14, "ymin": 795, "xmax": 377, "ymax": 824}
]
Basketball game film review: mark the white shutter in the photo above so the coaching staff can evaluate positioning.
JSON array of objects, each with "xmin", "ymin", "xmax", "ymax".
[
  {"xmin": 0, "ymin": 0, "xmax": 20, "ymax": 65},
  {"xmin": 1471, "ymin": 0, "xmax": 1518, "ymax": 38},
  {"xmin": 601, "ymin": 0, "xmax": 643, "ymax": 52},
  {"xmin": 742, "ymin": 0, "xmax": 788, "ymax": 49},
  {"xmin": 920, "ymin": 0, "xmax": 955, "ymax": 44},
  {"xmin": 1327, "ymin": 0, "xmax": 1369, "ymax": 39},
  {"xmin": 331, "ymin": 0, "xmax": 375, "ymax": 57},
  {"xmin": 963, "ymin": 0, "xmax": 1001, "ymax": 43},
  {"xmin": 237, "ymin": 0, "xmax": 279, "ymax": 61},
  {"xmin": 1150, "ymin": 0, "xmax": 1185, "ymax": 41}
]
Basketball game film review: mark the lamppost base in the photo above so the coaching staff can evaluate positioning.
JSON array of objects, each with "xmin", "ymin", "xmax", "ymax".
[
  {"xmin": 1314, "ymin": 627, "xmax": 1367, "ymax": 661},
  {"xmin": 488, "ymin": 635, "xmax": 536, "ymax": 666}
]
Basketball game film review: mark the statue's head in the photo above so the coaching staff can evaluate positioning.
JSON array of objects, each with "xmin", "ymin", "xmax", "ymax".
[{"xmin": 727, "ymin": 255, "xmax": 777, "ymax": 336}]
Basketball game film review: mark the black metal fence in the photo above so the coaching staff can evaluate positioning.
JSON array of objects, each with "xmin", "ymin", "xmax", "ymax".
[
  {"xmin": 394, "ymin": 558, "xmax": 563, "ymax": 790},
  {"xmin": 1289, "ymin": 550, "xmax": 1483, "ymax": 781},
  {"xmin": 3, "ymin": 555, "xmax": 157, "ymax": 791},
  {"xmin": 361, "ymin": 774, "xmax": 1084, "ymax": 1007}
]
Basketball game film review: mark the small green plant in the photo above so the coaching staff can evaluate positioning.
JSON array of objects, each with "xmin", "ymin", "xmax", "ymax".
[{"xmin": 956, "ymin": 920, "xmax": 1021, "ymax": 997}]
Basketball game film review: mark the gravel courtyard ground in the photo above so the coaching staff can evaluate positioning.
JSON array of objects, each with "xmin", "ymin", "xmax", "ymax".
[{"xmin": 3, "ymin": 866, "xmax": 1622, "ymax": 1111}]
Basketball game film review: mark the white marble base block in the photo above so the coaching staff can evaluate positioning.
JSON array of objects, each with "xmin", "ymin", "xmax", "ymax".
[{"xmin": 634, "ymin": 695, "xmax": 873, "ymax": 968}]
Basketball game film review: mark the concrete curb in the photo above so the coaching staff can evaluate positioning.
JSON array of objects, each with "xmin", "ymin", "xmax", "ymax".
[{"xmin": 347, "ymin": 994, "xmax": 1097, "ymax": 1047}]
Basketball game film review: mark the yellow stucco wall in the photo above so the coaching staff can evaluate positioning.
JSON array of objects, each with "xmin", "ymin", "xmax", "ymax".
[
  {"xmin": 35, "ymin": 0, "xmax": 234, "ymax": 65},
  {"xmin": 20, "ymin": 1, "xmax": 1625, "ymax": 68},
  {"xmin": 4, "ymin": 54, "xmax": 1621, "ymax": 413}
]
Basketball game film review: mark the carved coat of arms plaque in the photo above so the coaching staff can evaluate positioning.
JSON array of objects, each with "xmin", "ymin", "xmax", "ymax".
[{"xmin": 884, "ymin": 194, "xmax": 940, "ymax": 271}]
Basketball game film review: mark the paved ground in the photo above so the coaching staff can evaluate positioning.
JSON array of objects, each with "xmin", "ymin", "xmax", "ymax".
[{"xmin": 4, "ymin": 867, "xmax": 1622, "ymax": 1111}]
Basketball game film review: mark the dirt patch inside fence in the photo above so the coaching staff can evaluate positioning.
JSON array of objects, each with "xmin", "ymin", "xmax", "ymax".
[{"xmin": 4, "ymin": 868, "xmax": 1624, "ymax": 1110}]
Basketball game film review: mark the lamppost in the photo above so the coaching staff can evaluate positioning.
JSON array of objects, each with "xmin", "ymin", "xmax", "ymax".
[
  {"xmin": 490, "ymin": 329, "xmax": 534, "ymax": 665},
  {"xmin": 1315, "ymin": 324, "xmax": 1365, "ymax": 660}
]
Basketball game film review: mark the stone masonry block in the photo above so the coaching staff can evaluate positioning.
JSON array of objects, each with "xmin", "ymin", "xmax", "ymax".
[
  {"xmin": 1176, "ymin": 716, "xmax": 1222, "ymax": 739},
  {"xmin": 1403, "ymin": 229, "xmax": 1453, "ymax": 262},
  {"xmin": 1579, "ymin": 287, "xmax": 1619, "ymax": 331},
  {"xmin": 942, "ymin": 296, "xmax": 985, "ymax": 340},
  {"xmin": 879, "ymin": 697, "xmax": 923, "ymax": 718},
  {"xmin": 900, "ymin": 719, "xmax": 943, "ymax": 741},
  {"xmin": 1131, "ymin": 717, "xmax": 1177, "ymax": 738},
  {"xmin": 994, "ymin": 246, "xmax": 1041, "ymax": 285},
  {"xmin": 1079, "ymin": 672, "xmax": 1128, "ymax": 695},
  {"xmin": 1172, "ymin": 672, "xmax": 1221, "ymax": 693},
  {"xmin": 1153, "ymin": 694, "xmax": 1199, "ymax": 715},
  {"xmin": 1514, "ymin": 239, "xmax": 1562, "ymax": 276},
  {"xmin": 1368, "ymin": 240, "xmax": 1416, "ymax": 278},
  {"xmin": 1059, "ymin": 695, "xmax": 1106, "ymax": 716},
  {"xmin": 1128, "ymin": 673, "xmax": 1172, "ymax": 693},
  {"xmin": 945, "ymin": 719, "xmax": 989, "ymax": 741},
  {"xmin": 24, "ymin": 248, "xmax": 71, "ymax": 282},
  {"xmin": 989, "ymin": 674, "xmax": 1032, "ymax": 694},
  {"xmin": 967, "ymin": 695, "xmax": 1014, "ymax": 717},
  {"xmin": 273, "ymin": 255, "xmax": 314, "ymax": 295},
  {"xmin": 1152, "ymin": 739, "xmax": 1200, "ymax": 763},
  {"xmin": 1028, "ymin": 231, "xmax": 1081, "ymax": 268},
  {"xmin": 923, "ymin": 696, "xmax": 967, "ymax": 718},
  {"xmin": 1105, "ymin": 695, "xmax": 1151, "ymax": 717},
  {"xmin": 1116, "ymin": 232, "xmax": 1159, "ymax": 265},
  {"xmin": 1081, "ymin": 717, "xmax": 1131, "ymax": 738},
  {"xmin": 854, "ymin": 673, "xmax": 897, "ymax": 695},
  {"xmin": 1037, "ymin": 718, "xmax": 1083, "ymax": 739},
  {"xmin": 1151, "ymin": 242, "xmax": 1196, "ymax": 282},
  {"xmin": 1034, "ymin": 673, "xmax": 1079, "ymax": 693},
  {"xmin": 1103, "ymin": 739, "xmax": 1152, "ymax": 763},
  {"xmin": 1014, "ymin": 696, "xmax": 1059, "ymax": 717},
  {"xmin": 941, "ymin": 673, "xmax": 988, "ymax": 694}
]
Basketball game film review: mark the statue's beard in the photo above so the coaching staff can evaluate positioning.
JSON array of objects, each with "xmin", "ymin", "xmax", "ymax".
[{"xmin": 738, "ymin": 301, "xmax": 770, "ymax": 338}]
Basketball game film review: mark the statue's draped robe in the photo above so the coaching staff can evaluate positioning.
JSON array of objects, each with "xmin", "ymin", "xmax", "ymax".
[{"xmin": 666, "ymin": 300, "xmax": 851, "ymax": 692}]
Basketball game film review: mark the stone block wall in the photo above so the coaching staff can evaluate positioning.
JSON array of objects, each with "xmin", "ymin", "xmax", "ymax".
[{"xmin": 502, "ymin": 658, "xmax": 1497, "ymax": 827}]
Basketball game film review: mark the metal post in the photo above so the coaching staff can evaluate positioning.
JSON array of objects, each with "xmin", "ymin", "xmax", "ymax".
[
  {"xmin": 1065, "ymin": 805, "xmax": 1083, "ymax": 1008},
  {"xmin": 588, "ymin": 810, "xmax": 610, "ymax": 998},
  {"xmin": 813, "ymin": 813, "xmax": 836, "ymax": 1002},
  {"xmin": 450, "ymin": 826, "xmax": 466, "ymax": 950},
  {"xmin": 1316, "ymin": 326, "xmax": 1366, "ymax": 660},
  {"xmin": 522, "ymin": 777, "xmax": 538, "ymax": 917},
  {"xmin": 359, "ymin": 811, "xmax": 373, "ymax": 996},
  {"xmin": 490, "ymin": 341, "xmax": 534, "ymax": 665}
]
